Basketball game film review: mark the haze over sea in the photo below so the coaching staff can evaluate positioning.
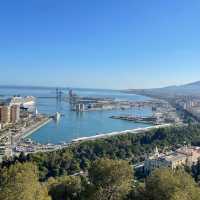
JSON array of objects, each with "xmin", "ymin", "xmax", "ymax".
[{"xmin": 0, "ymin": 86, "xmax": 152, "ymax": 144}]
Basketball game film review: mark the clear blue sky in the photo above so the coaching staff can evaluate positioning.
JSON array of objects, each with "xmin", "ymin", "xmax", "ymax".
[{"xmin": 1, "ymin": 0, "xmax": 200, "ymax": 89}]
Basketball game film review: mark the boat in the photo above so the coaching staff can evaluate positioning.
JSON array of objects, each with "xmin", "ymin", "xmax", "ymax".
[
  {"xmin": 23, "ymin": 138, "xmax": 33, "ymax": 144},
  {"xmin": 22, "ymin": 96, "xmax": 36, "ymax": 108},
  {"xmin": 10, "ymin": 96, "xmax": 36, "ymax": 108}
]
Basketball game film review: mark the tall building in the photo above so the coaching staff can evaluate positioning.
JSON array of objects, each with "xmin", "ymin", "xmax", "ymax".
[
  {"xmin": 10, "ymin": 105, "xmax": 20, "ymax": 123},
  {"xmin": 0, "ymin": 105, "xmax": 11, "ymax": 124}
]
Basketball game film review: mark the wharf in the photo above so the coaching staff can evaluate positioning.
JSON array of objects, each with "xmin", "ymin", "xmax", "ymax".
[
  {"xmin": 14, "ymin": 124, "xmax": 172, "ymax": 155},
  {"xmin": 72, "ymin": 124, "xmax": 172, "ymax": 143},
  {"xmin": 21, "ymin": 117, "xmax": 52, "ymax": 139},
  {"xmin": 110, "ymin": 115, "xmax": 158, "ymax": 125}
]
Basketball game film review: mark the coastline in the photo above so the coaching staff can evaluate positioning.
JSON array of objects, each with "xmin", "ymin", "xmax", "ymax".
[
  {"xmin": 72, "ymin": 123, "xmax": 173, "ymax": 143},
  {"xmin": 21, "ymin": 118, "xmax": 52, "ymax": 139}
]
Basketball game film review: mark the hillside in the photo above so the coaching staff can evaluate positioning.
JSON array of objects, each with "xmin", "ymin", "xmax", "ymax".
[{"xmin": 126, "ymin": 81, "xmax": 200, "ymax": 97}]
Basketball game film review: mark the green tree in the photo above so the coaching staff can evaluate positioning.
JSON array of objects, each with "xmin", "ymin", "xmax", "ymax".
[
  {"xmin": 88, "ymin": 158, "xmax": 133, "ymax": 200},
  {"xmin": 0, "ymin": 162, "xmax": 50, "ymax": 200},
  {"xmin": 144, "ymin": 168, "xmax": 200, "ymax": 200},
  {"xmin": 192, "ymin": 158, "xmax": 200, "ymax": 183},
  {"xmin": 47, "ymin": 175, "xmax": 83, "ymax": 200}
]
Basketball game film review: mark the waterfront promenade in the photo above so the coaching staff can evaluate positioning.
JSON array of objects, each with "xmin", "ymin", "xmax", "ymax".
[
  {"xmin": 14, "ymin": 123, "xmax": 174, "ymax": 155},
  {"xmin": 21, "ymin": 117, "xmax": 52, "ymax": 139},
  {"xmin": 11, "ymin": 117, "xmax": 53, "ymax": 148},
  {"xmin": 72, "ymin": 123, "xmax": 173, "ymax": 143}
]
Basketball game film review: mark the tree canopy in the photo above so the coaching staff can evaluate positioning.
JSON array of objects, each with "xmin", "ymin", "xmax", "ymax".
[
  {"xmin": 47, "ymin": 175, "xmax": 83, "ymax": 200},
  {"xmin": 2, "ymin": 124, "xmax": 200, "ymax": 199},
  {"xmin": 143, "ymin": 168, "xmax": 200, "ymax": 200},
  {"xmin": 88, "ymin": 158, "xmax": 133, "ymax": 200},
  {"xmin": 0, "ymin": 162, "xmax": 50, "ymax": 200}
]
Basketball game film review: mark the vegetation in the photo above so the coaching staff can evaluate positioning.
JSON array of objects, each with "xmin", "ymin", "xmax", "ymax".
[
  {"xmin": 47, "ymin": 175, "xmax": 83, "ymax": 200},
  {"xmin": 141, "ymin": 168, "xmax": 200, "ymax": 200},
  {"xmin": 129, "ymin": 167, "xmax": 200, "ymax": 200},
  {"xmin": 2, "ymin": 124, "xmax": 200, "ymax": 199},
  {"xmin": 0, "ymin": 162, "xmax": 50, "ymax": 200},
  {"xmin": 87, "ymin": 158, "xmax": 133, "ymax": 200},
  {"xmin": 3, "ymin": 124, "xmax": 200, "ymax": 180},
  {"xmin": 1, "ymin": 159, "xmax": 200, "ymax": 200}
]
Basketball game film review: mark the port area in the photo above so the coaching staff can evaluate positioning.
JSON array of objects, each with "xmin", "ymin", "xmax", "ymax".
[
  {"xmin": 71, "ymin": 123, "xmax": 176, "ymax": 143},
  {"xmin": 11, "ymin": 114, "xmax": 64, "ymax": 154},
  {"xmin": 13, "ymin": 139, "xmax": 69, "ymax": 156},
  {"xmin": 110, "ymin": 115, "xmax": 158, "ymax": 125},
  {"xmin": 109, "ymin": 100, "xmax": 182, "ymax": 125},
  {"xmin": 0, "ymin": 115, "xmax": 59, "ymax": 161},
  {"xmin": 16, "ymin": 117, "xmax": 52, "ymax": 139},
  {"xmin": 68, "ymin": 89, "xmax": 159, "ymax": 112},
  {"xmin": 13, "ymin": 123, "xmax": 185, "ymax": 157},
  {"xmin": 14, "ymin": 124, "xmax": 174, "ymax": 156}
]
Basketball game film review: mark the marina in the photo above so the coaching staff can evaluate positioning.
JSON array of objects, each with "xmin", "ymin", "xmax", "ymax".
[
  {"xmin": 0, "ymin": 87, "xmax": 183, "ymax": 159},
  {"xmin": 14, "ymin": 123, "xmax": 173, "ymax": 155}
]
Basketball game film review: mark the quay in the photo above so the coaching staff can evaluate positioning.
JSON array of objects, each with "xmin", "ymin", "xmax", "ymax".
[
  {"xmin": 14, "ymin": 124, "xmax": 172, "ymax": 156},
  {"xmin": 21, "ymin": 117, "xmax": 52, "ymax": 139},
  {"xmin": 72, "ymin": 124, "xmax": 172, "ymax": 143},
  {"xmin": 110, "ymin": 115, "xmax": 158, "ymax": 125},
  {"xmin": 12, "ymin": 123, "xmax": 185, "ymax": 157}
]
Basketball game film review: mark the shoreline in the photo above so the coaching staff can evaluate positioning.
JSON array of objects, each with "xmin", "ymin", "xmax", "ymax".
[
  {"xmin": 21, "ymin": 118, "xmax": 52, "ymax": 139},
  {"xmin": 12, "ymin": 123, "xmax": 185, "ymax": 155},
  {"xmin": 72, "ymin": 123, "xmax": 173, "ymax": 143}
]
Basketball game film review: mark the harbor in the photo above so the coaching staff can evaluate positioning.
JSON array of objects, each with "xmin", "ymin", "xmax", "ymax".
[
  {"xmin": 0, "ymin": 87, "xmax": 160, "ymax": 158},
  {"xmin": 0, "ymin": 86, "xmax": 185, "ymax": 160},
  {"xmin": 14, "ymin": 123, "xmax": 173, "ymax": 156},
  {"xmin": 71, "ymin": 123, "xmax": 172, "ymax": 143}
]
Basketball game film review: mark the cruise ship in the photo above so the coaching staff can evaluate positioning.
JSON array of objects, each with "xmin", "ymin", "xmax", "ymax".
[{"xmin": 10, "ymin": 96, "xmax": 36, "ymax": 108}]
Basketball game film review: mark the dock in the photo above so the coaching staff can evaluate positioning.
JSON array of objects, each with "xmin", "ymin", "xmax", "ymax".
[
  {"xmin": 110, "ymin": 115, "xmax": 158, "ymax": 125},
  {"xmin": 21, "ymin": 117, "xmax": 52, "ymax": 139}
]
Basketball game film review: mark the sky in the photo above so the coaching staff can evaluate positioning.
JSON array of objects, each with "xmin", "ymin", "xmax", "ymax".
[{"xmin": 1, "ymin": 0, "xmax": 200, "ymax": 89}]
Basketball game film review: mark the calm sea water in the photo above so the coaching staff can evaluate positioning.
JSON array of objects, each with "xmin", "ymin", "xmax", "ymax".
[{"xmin": 0, "ymin": 86, "xmax": 152, "ymax": 144}]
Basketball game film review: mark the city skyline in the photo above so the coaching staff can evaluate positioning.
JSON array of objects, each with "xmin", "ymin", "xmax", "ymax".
[{"xmin": 1, "ymin": 0, "xmax": 200, "ymax": 89}]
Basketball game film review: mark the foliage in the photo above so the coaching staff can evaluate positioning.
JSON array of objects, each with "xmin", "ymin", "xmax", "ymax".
[
  {"xmin": 2, "ymin": 124, "xmax": 200, "ymax": 199},
  {"xmin": 3, "ymin": 124, "xmax": 200, "ymax": 181},
  {"xmin": 87, "ymin": 158, "xmax": 133, "ymax": 200},
  {"xmin": 47, "ymin": 175, "xmax": 83, "ymax": 200},
  {"xmin": 0, "ymin": 162, "xmax": 50, "ymax": 200},
  {"xmin": 143, "ymin": 168, "xmax": 200, "ymax": 200}
]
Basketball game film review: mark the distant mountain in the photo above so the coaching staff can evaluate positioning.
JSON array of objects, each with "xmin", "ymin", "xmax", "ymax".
[{"xmin": 127, "ymin": 81, "xmax": 200, "ymax": 97}]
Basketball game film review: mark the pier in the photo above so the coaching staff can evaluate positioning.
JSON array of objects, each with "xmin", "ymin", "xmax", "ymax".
[
  {"xmin": 21, "ymin": 117, "xmax": 52, "ymax": 139},
  {"xmin": 110, "ymin": 115, "xmax": 158, "ymax": 125},
  {"xmin": 10, "ymin": 117, "xmax": 53, "ymax": 149}
]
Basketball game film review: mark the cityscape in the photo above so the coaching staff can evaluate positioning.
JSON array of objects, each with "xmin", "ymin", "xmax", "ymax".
[{"xmin": 1, "ymin": 0, "xmax": 200, "ymax": 200}]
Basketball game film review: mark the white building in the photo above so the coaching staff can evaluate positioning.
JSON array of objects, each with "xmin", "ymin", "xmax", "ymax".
[{"xmin": 144, "ymin": 146, "xmax": 200, "ymax": 173}]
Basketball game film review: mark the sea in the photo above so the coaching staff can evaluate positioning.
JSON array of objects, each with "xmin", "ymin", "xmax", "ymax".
[{"xmin": 0, "ymin": 86, "xmax": 152, "ymax": 144}]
